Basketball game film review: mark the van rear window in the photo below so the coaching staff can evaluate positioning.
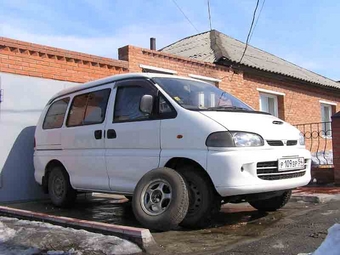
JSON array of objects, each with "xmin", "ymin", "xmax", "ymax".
[{"xmin": 43, "ymin": 98, "xmax": 70, "ymax": 129}]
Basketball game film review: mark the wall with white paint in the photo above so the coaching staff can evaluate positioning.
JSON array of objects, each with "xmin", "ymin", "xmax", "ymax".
[{"xmin": 0, "ymin": 72, "xmax": 78, "ymax": 202}]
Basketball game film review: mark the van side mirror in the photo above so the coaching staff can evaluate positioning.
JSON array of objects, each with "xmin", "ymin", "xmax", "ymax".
[{"xmin": 140, "ymin": 95, "xmax": 154, "ymax": 114}]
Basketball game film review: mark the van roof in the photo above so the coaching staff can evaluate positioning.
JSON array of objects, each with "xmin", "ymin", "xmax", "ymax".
[{"xmin": 48, "ymin": 73, "xmax": 196, "ymax": 104}]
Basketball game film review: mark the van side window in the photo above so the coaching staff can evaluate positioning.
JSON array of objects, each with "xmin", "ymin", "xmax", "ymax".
[
  {"xmin": 83, "ymin": 89, "xmax": 111, "ymax": 124},
  {"xmin": 114, "ymin": 86, "xmax": 152, "ymax": 122},
  {"xmin": 159, "ymin": 96, "xmax": 172, "ymax": 114},
  {"xmin": 67, "ymin": 89, "xmax": 110, "ymax": 127},
  {"xmin": 43, "ymin": 97, "xmax": 70, "ymax": 129}
]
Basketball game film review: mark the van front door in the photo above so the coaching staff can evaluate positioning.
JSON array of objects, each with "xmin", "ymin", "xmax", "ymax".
[{"xmin": 105, "ymin": 79, "xmax": 160, "ymax": 193}]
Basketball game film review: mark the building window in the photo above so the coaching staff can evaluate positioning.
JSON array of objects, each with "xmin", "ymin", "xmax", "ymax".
[
  {"xmin": 321, "ymin": 103, "xmax": 334, "ymax": 137},
  {"xmin": 259, "ymin": 93, "xmax": 278, "ymax": 117},
  {"xmin": 43, "ymin": 97, "xmax": 70, "ymax": 129}
]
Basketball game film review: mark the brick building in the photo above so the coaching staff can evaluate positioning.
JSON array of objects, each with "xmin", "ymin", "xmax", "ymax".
[
  {"xmin": 1, "ymin": 30, "xmax": 339, "ymax": 125},
  {"xmin": 1, "ymin": 31, "xmax": 339, "ymax": 143},
  {"xmin": 0, "ymin": 30, "xmax": 339, "ymax": 201}
]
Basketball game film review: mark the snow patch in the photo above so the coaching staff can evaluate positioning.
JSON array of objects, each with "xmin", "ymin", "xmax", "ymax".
[
  {"xmin": 311, "ymin": 151, "xmax": 333, "ymax": 165},
  {"xmin": 79, "ymin": 232, "xmax": 141, "ymax": 255},
  {"xmin": 272, "ymin": 240, "xmax": 285, "ymax": 249},
  {"xmin": 0, "ymin": 246, "xmax": 41, "ymax": 255},
  {"xmin": 321, "ymin": 210, "xmax": 339, "ymax": 216},
  {"xmin": 0, "ymin": 221, "xmax": 16, "ymax": 243},
  {"xmin": 47, "ymin": 250, "xmax": 78, "ymax": 255},
  {"xmin": 313, "ymin": 224, "xmax": 340, "ymax": 255},
  {"xmin": 0, "ymin": 216, "xmax": 141, "ymax": 255}
]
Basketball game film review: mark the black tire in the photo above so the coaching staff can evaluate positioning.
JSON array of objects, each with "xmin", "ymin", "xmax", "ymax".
[
  {"xmin": 48, "ymin": 166, "xmax": 77, "ymax": 207},
  {"xmin": 179, "ymin": 167, "xmax": 221, "ymax": 229},
  {"xmin": 132, "ymin": 167, "xmax": 189, "ymax": 231},
  {"xmin": 249, "ymin": 190, "xmax": 292, "ymax": 212}
]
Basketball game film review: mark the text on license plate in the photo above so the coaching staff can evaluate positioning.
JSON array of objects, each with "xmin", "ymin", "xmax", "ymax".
[{"xmin": 278, "ymin": 157, "xmax": 304, "ymax": 171}]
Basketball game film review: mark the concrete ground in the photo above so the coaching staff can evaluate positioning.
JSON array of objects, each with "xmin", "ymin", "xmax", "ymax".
[{"xmin": 1, "ymin": 187, "xmax": 340, "ymax": 255}]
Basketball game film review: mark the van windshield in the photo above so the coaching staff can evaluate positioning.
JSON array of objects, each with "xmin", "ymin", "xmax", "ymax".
[{"xmin": 153, "ymin": 77, "xmax": 253, "ymax": 111}]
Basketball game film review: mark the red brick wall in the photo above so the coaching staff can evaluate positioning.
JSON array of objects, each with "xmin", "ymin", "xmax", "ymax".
[
  {"xmin": 242, "ymin": 73, "xmax": 340, "ymax": 124},
  {"xmin": 118, "ymin": 45, "xmax": 236, "ymax": 80},
  {"xmin": 332, "ymin": 113, "xmax": 340, "ymax": 184},
  {"xmin": 119, "ymin": 45, "xmax": 340, "ymax": 126},
  {"xmin": 1, "ymin": 37, "xmax": 339, "ymax": 128},
  {"xmin": 0, "ymin": 37, "xmax": 129, "ymax": 83}
]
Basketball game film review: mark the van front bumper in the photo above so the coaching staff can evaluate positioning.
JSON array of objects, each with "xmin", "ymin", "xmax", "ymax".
[{"xmin": 207, "ymin": 147, "xmax": 311, "ymax": 197}]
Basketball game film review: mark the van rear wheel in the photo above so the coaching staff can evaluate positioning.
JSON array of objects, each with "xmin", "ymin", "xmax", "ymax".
[
  {"xmin": 249, "ymin": 190, "xmax": 292, "ymax": 211},
  {"xmin": 179, "ymin": 167, "xmax": 221, "ymax": 229},
  {"xmin": 48, "ymin": 166, "xmax": 77, "ymax": 207},
  {"xmin": 132, "ymin": 167, "xmax": 189, "ymax": 231}
]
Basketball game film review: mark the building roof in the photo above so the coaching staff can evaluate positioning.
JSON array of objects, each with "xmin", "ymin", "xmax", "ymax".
[{"xmin": 161, "ymin": 30, "xmax": 340, "ymax": 89}]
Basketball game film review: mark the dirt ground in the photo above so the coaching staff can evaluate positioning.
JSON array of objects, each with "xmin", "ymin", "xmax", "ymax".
[
  {"xmin": 3, "ymin": 195, "xmax": 340, "ymax": 255},
  {"xmin": 2, "ymin": 194, "xmax": 332, "ymax": 255}
]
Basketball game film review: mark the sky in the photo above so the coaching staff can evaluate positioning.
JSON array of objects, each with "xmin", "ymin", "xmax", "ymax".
[{"xmin": 0, "ymin": 0, "xmax": 339, "ymax": 81}]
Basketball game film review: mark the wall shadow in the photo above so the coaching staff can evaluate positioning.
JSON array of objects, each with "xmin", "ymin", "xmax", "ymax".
[{"xmin": 0, "ymin": 126, "xmax": 48, "ymax": 203}]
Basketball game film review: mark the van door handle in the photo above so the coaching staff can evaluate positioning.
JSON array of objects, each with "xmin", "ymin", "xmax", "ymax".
[
  {"xmin": 107, "ymin": 129, "xmax": 117, "ymax": 139},
  {"xmin": 94, "ymin": 130, "xmax": 103, "ymax": 139}
]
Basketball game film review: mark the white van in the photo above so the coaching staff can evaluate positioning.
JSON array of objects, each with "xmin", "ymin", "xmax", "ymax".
[{"xmin": 34, "ymin": 73, "xmax": 311, "ymax": 230}]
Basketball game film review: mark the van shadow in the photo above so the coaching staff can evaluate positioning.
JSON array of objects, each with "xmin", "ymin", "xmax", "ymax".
[
  {"xmin": 20, "ymin": 196, "xmax": 270, "ymax": 233},
  {"xmin": 0, "ymin": 126, "xmax": 48, "ymax": 203}
]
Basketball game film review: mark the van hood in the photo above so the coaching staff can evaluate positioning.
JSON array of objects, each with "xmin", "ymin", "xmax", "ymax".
[{"xmin": 200, "ymin": 111, "xmax": 300, "ymax": 140}]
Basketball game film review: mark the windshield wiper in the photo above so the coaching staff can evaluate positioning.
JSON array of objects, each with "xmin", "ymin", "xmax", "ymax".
[{"xmin": 207, "ymin": 106, "xmax": 250, "ymax": 111}]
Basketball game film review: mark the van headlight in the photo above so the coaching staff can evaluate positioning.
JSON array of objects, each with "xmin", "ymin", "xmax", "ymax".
[
  {"xmin": 206, "ymin": 131, "xmax": 264, "ymax": 147},
  {"xmin": 299, "ymin": 132, "xmax": 305, "ymax": 145}
]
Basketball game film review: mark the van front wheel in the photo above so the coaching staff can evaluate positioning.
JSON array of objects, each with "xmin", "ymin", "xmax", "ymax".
[
  {"xmin": 249, "ymin": 190, "xmax": 292, "ymax": 212},
  {"xmin": 179, "ymin": 167, "xmax": 221, "ymax": 229},
  {"xmin": 132, "ymin": 167, "xmax": 189, "ymax": 231},
  {"xmin": 48, "ymin": 166, "xmax": 77, "ymax": 207}
]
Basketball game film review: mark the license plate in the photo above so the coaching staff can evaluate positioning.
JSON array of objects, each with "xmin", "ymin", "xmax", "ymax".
[{"xmin": 278, "ymin": 157, "xmax": 304, "ymax": 171}]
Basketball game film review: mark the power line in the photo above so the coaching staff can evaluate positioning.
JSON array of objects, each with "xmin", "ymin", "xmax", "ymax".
[
  {"xmin": 249, "ymin": 0, "xmax": 266, "ymax": 41},
  {"xmin": 171, "ymin": 0, "xmax": 199, "ymax": 33},
  {"xmin": 207, "ymin": 0, "xmax": 212, "ymax": 30},
  {"xmin": 238, "ymin": 0, "xmax": 260, "ymax": 64}
]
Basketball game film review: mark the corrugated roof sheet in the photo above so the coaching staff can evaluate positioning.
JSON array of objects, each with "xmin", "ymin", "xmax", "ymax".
[{"xmin": 160, "ymin": 30, "xmax": 340, "ymax": 89}]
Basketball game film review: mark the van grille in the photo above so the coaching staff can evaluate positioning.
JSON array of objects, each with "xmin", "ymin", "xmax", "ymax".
[
  {"xmin": 259, "ymin": 171, "xmax": 306, "ymax": 180},
  {"xmin": 257, "ymin": 160, "xmax": 307, "ymax": 180},
  {"xmin": 266, "ymin": 140, "xmax": 298, "ymax": 146},
  {"xmin": 267, "ymin": 140, "xmax": 283, "ymax": 146},
  {"xmin": 287, "ymin": 140, "xmax": 297, "ymax": 146}
]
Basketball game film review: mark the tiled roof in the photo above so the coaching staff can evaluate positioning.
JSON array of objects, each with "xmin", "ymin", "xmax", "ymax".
[{"xmin": 161, "ymin": 30, "xmax": 340, "ymax": 89}]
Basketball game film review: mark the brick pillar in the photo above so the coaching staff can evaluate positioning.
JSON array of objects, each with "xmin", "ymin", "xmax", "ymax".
[{"xmin": 332, "ymin": 111, "xmax": 340, "ymax": 185}]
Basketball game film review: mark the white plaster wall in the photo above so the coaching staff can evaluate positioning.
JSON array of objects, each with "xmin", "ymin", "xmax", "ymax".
[{"xmin": 0, "ymin": 72, "xmax": 78, "ymax": 202}]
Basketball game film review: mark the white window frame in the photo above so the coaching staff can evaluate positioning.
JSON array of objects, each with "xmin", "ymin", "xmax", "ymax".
[
  {"xmin": 256, "ymin": 88, "xmax": 285, "ymax": 96},
  {"xmin": 139, "ymin": 64, "xmax": 177, "ymax": 75},
  {"xmin": 319, "ymin": 100, "xmax": 337, "ymax": 106},
  {"xmin": 188, "ymin": 74, "xmax": 221, "ymax": 85},
  {"xmin": 259, "ymin": 92, "xmax": 279, "ymax": 117},
  {"xmin": 320, "ymin": 103, "xmax": 333, "ymax": 138}
]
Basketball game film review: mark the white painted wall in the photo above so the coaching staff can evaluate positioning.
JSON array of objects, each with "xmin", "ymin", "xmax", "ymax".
[{"xmin": 0, "ymin": 72, "xmax": 78, "ymax": 202}]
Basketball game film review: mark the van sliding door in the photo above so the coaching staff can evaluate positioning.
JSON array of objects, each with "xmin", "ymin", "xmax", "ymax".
[{"xmin": 61, "ymin": 85, "xmax": 112, "ymax": 191}]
